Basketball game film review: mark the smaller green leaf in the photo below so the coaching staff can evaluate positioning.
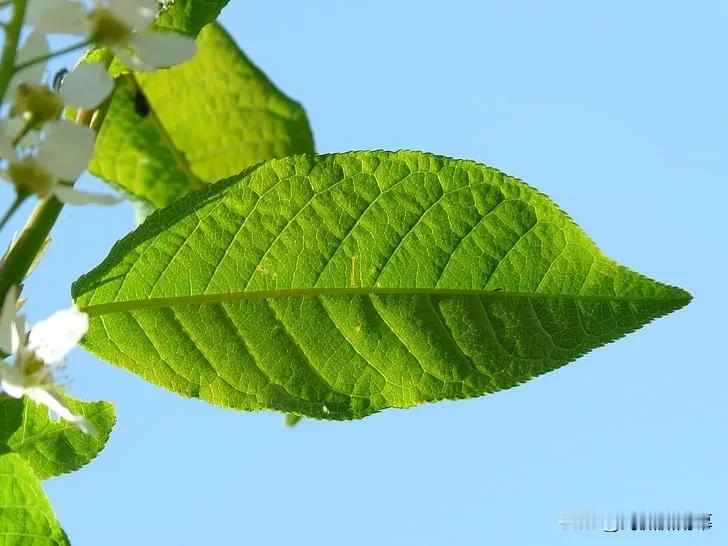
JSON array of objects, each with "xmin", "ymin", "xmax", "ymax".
[
  {"xmin": 156, "ymin": 0, "xmax": 230, "ymax": 36},
  {"xmin": 0, "ymin": 395, "xmax": 115, "ymax": 480},
  {"xmin": 284, "ymin": 414, "xmax": 303, "ymax": 427},
  {"xmin": 89, "ymin": 22, "xmax": 315, "ymax": 208},
  {"xmin": 0, "ymin": 453, "xmax": 69, "ymax": 545}
]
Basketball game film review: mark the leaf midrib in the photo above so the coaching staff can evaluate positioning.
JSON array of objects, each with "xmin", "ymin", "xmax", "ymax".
[{"xmin": 80, "ymin": 287, "xmax": 691, "ymax": 317}]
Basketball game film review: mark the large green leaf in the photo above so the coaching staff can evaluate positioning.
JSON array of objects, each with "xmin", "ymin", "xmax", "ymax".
[
  {"xmin": 0, "ymin": 453, "xmax": 69, "ymax": 545},
  {"xmin": 156, "ymin": 0, "xmax": 230, "ymax": 36},
  {"xmin": 73, "ymin": 151, "xmax": 691, "ymax": 420},
  {"xmin": 0, "ymin": 395, "xmax": 115, "ymax": 480},
  {"xmin": 90, "ymin": 23, "xmax": 315, "ymax": 208}
]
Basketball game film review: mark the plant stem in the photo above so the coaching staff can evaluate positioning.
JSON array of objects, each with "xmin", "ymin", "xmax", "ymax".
[
  {"xmin": 0, "ymin": 0, "xmax": 27, "ymax": 103},
  {"xmin": 0, "ymin": 193, "xmax": 27, "ymax": 231},
  {"xmin": 0, "ymin": 195, "xmax": 62, "ymax": 299},
  {"xmin": 13, "ymin": 39, "xmax": 93, "ymax": 74}
]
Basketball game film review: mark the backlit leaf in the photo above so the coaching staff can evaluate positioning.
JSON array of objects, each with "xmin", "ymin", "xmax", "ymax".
[
  {"xmin": 89, "ymin": 23, "xmax": 315, "ymax": 208},
  {"xmin": 0, "ymin": 453, "xmax": 69, "ymax": 545},
  {"xmin": 0, "ymin": 395, "xmax": 115, "ymax": 480},
  {"xmin": 73, "ymin": 151, "xmax": 691, "ymax": 420}
]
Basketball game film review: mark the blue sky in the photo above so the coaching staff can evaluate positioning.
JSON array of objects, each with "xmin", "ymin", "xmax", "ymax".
[{"xmin": 0, "ymin": 1, "xmax": 725, "ymax": 544}]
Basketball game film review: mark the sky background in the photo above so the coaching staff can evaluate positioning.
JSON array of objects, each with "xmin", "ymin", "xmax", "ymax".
[{"xmin": 0, "ymin": 0, "xmax": 725, "ymax": 544}]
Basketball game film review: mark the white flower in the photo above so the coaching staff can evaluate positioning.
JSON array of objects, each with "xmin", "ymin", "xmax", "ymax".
[
  {"xmin": 0, "ymin": 33, "xmax": 119, "ymax": 204},
  {"xmin": 27, "ymin": 0, "xmax": 197, "ymax": 71},
  {"xmin": 0, "ymin": 286, "xmax": 95, "ymax": 434},
  {"xmin": 59, "ymin": 62, "xmax": 116, "ymax": 109},
  {"xmin": 8, "ymin": 31, "xmax": 114, "ymax": 117},
  {"xmin": 0, "ymin": 118, "xmax": 120, "ymax": 205}
]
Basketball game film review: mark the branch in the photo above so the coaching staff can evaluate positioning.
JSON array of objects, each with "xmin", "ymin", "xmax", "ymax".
[{"xmin": 0, "ymin": 0, "xmax": 28, "ymax": 103}]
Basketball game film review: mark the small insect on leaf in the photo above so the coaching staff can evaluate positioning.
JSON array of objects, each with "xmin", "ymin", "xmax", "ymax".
[{"xmin": 134, "ymin": 90, "xmax": 150, "ymax": 117}]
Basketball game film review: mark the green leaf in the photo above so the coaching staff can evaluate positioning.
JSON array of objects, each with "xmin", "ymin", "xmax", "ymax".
[
  {"xmin": 156, "ymin": 0, "xmax": 230, "ymax": 36},
  {"xmin": 0, "ymin": 453, "xmax": 69, "ymax": 545},
  {"xmin": 89, "ymin": 22, "xmax": 315, "ymax": 208},
  {"xmin": 284, "ymin": 414, "xmax": 303, "ymax": 427},
  {"xmin": 0, "ymin": 395, "xmax": 115, "ymax": 480},
  {"xmin": 73, "ymin": 151, "xmax": 691, "ymax": 420}
]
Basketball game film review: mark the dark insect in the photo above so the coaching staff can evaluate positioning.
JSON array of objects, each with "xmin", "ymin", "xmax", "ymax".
[
  {"xmin": 52, "ymin": 68, "xmax": 68, "ymax": 92},
  {"xmin": 134, "ymin": 90, "xmax": 150, "ymax": 117}
]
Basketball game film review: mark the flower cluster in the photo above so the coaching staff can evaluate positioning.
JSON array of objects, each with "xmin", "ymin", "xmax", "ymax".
[
  {"xmin": 0, "ymin": 0, "xmax": 198, "ymax": 431},
  {"xmin": 0, "ymin": 0, "xmax": 197, "ymax": 203}
]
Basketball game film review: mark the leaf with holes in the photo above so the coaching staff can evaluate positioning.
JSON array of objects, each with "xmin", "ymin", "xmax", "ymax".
[
  {"xmin": 72, "ymin": 151, "xmax": 691, "ymax": 420},
  {"xmin": 0, "ymin": 395, "xmax": 115, "ymax": 480},
  {"xmin": 89, "ymin": 22, "xmax": 314, "ymax": 209},
  {"xmin": 0, "ymin": 453, "xmax": 69, "ymax": 544}
]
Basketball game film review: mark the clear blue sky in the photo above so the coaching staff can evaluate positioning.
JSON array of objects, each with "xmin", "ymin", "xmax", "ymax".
[{"xmin": 1, "ymin": 1, "xmax": 724, "ymax": 544}]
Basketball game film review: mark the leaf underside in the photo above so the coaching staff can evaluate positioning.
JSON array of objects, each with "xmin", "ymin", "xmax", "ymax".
[
  {"xmin": 0, "ymin": 396, "xmax": 115, "ymax": 480},
  {"xmin": 0, "ymin": 453, "xmax": 69, "ymax": 545},
  {"xmin": 73, "ymin": 151, "xmax": 691, "ymax": 420},
  {"xmin": 89, "ymin": 22, "xmax": 315, "ymax": 208}
]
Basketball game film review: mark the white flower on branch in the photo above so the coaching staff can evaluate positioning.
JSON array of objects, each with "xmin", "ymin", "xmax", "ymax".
[
  {"xmin": 0, "ymin": 31, "xmax": 118, "ymax": 204},
  {"xmin": 0, "ymin": 286, "xmax": 95, "ymax": 434},
  {"xmin": 0, "ymin": 118, "xmax": 120, "ymax": 204},
  {"xmin": 27, "ymin": 0, "xmax": 197, "ymax": 71},
  {"xmin": 8, "ymin": 31, "xmax": 114, "ymax": 120}
]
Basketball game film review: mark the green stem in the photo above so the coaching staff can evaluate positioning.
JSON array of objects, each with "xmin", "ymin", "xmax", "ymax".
[
  {"xmin": 13, "ymin": 39, "xmax": 92, "ymax": 74},
  {"xmin": 0, "ymin": 196, "xmax": 62, "ymax": 299},
  {"xmin": 0, "ymin": 0, "xmax": 27, "ymax": 103},
  {"xmin": 0, "ymin": 193, "xmax": 27, "ymax": 232}
]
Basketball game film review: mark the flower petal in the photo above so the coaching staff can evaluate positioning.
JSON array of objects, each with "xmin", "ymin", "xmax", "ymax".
[
  {"xmin": 129, "ymin": 32, "xmax": 197, "ymax": 70},
  {"xmin": 0, "ymin": 364, "xmax": 26, "ymax": 398},
  {"xmin": 1, "ymin": 118, "xmax": 25, "ymax": 140},
  {"xmin": 11, "ymin": 314, "xmax": 26, "ymax": 357},
  {"xmin": 26, "ymin": 0, "xmax": 90, "ymax": 35},
  {"xmin": 36, "ymin": 120, "xmax": 95, "ymax": 181},
  {"xmin": 109, "ymin": 0, "xmax": 156, "ymax": 30},
  {"xmin": 27, "ymin": 305, "xmax": 88, "ymax": 364},
  {"xmin": 59, "ymin": 63, "xmax": 115, "ymax": 109},
  {"xmin": 111, "ymin": 46, "xmax": 146, "ymax": 71},
  {"xmin": 16, "ymin": 30, "xmax": 50, "ymax": 65},
  {"xmin": 25, "ymin": 386, "xmax": 96, "ymax": 434},
  {"xmin": 0, "ymin": 120, "xmax": 20, "ymax": 162},
  {"xmin": 18, "ymin": 129, "xmax": 42, "ymax": 149},
  {"xmin": 0, "ymin": 286, "xmax": 18, "ymax": 355},
  {"xmin": 10, "ymin": 31, "xmax": 50, "ymax": 89},
  {"xmin": 52, "ymin": 185, "xmax": 121, "ymax": 206}
]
